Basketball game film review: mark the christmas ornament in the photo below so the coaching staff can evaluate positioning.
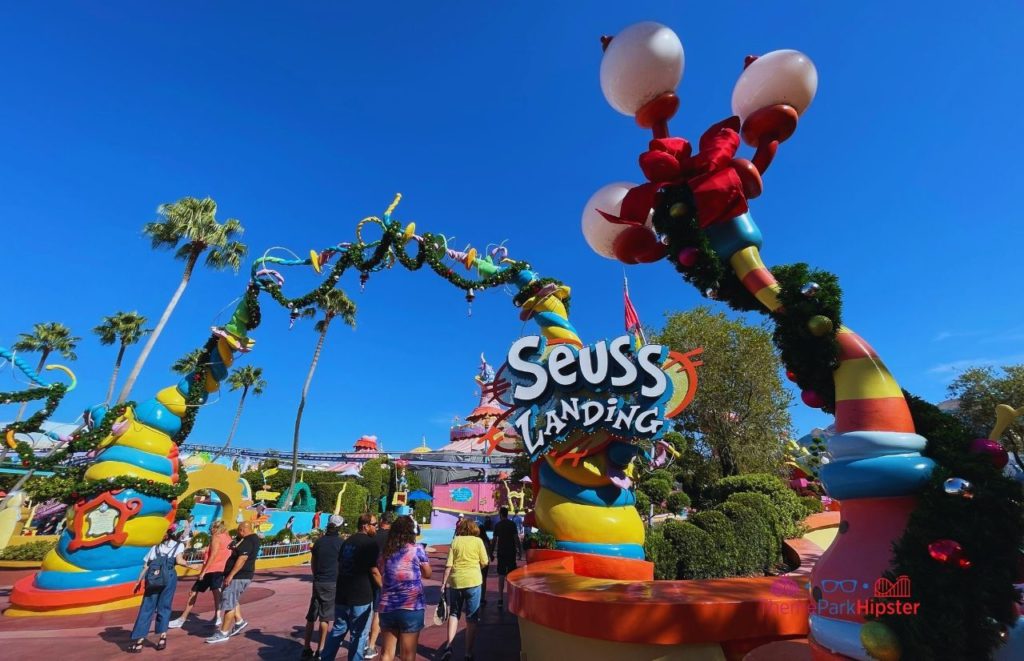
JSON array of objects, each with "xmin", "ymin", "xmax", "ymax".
[
  {"xmin": 942, "ymin": 477, "xmax": 974, "ymax": 499},
  {"xmin": 807, "ymin": 315, "xmax": 834, "ymax": 336},
  {"xmin": 658, "ymin": 233, "xmax": 670, "ymax": 245},
  {"xmin": 669, "ymin": 202, "xmax": 689, "ymax": 218},
  {"xmin": 969, "ymin": 438, "xmax": 1009, "ymax": 469},
  {"xmin": 801, "ymin": 389, "xmax": 825, "ymax": 408},
  {"xmin": 859, "ymin": 620, "xmax": 901, "ymax": 661},
  {"xmin": 785, "ymin": 370, "xmax": 797, "ymax": 382},
  {"xmin": 928, "ymin": 539, "xmax": 970, "ymax": 568},
  {"xmin": 704, "ymin": 287, "xmax": 718, "ymax": 299},
  {"xmin": 677, "ymin": 247, "xmax": 699, "ymax": 267},
  {"xmin": 359, "ymin": 272, "xmax": 369, "ymax": 292},
  {"xmin": 801, "ymin": 281, "xmax": 821, "ymax": 297}
]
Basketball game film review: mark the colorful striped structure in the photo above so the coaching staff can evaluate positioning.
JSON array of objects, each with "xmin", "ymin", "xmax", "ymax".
[
  {"xmin": 7, "ymin": 319, "xmax": 246, "ymax": 616},
  {"xmin": 711, "ymin": 211, "xmax": 933, "ymax": 659}
]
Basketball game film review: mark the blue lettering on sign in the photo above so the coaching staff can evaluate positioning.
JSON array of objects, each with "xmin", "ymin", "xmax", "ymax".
[{"xmin": 450, "ymin": 487, "xmax": 473, "ymax": 503}]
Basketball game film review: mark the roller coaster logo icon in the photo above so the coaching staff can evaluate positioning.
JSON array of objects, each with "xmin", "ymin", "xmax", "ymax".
[{"xmin": 873, "ymin": 575, "xmax": 911, "ymax": 599}]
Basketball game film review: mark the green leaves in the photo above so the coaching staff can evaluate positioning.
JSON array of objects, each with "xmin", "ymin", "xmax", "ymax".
[
  {"xmin": 143, "ymin": 196, "xmax": 248, "ymax": 273},
  {"xmin": 13, "ymin": 322, "xmax": 80, "ymax": 361}
]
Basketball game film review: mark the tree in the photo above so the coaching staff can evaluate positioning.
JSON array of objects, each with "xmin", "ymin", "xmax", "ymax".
[
  {"xmin": 284, "ymin": 289, "xmax": 356, "ymax": 510},
  {"xmin": 171, "ymin": 348, "xmax": 207, "ymax": 376},
  {"xmin": 115, "ymin": 197, "xmax": 247, "ymax": 404},
  {"xmin": 93, "ymin": 311, "xmax": 150, "ymax": 404},
  {"xmin": 947, "ymin": 365, "xmax": 1024, "ymax": 457},
  {"xmin": 213, "ymin": 366, "xmax": 267, "ymax": 461},
  {"xmin": 12, "ymin": 322, "xmax": 80, "ymax": 420},
  {"xmin": 652, "ymin": 307, "xmax": 792, "ymax": 478}
]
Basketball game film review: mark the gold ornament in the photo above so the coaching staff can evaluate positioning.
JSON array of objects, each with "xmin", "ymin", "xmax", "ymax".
[
  {"xmin": 860, "ymin": 621, "xmax": 901, "ymax": 661},
  {"xmin": 808, "ymin": 315, "xmax": 834, "ymax": 337},
  {"xmin": 669, "ymin": 202, "xmax": 689, "ymax": 218}
]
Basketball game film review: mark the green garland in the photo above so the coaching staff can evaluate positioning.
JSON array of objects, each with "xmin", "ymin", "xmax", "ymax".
[
  {"xmin": 651, "ymin": 183, "xmax": 842, "ymax": 412},
  {"xmin": 868, "ymin": 394, "xmax": 1024, "ymax": 659}
]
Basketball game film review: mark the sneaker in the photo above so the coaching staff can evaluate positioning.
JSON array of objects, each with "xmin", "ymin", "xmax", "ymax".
[
  {"xmin": 229, "ymin": 619, "xmax": 248, "ymax": 637},
  {"xmin": 168, "ymin": 617, "xmax": 185, "ymax": 629},
  {"xmin": 205, "ymin": 631, "xmax": 230, "ymax": 644},
  {"xmin": 364, "ymin": 648, "xmax": 379, "ymax": 659}
]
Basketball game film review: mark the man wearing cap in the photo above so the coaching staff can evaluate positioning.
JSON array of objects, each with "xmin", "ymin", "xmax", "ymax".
[{"xmin": 302, "ymin": 514, "xmax": 345, "ymax": 659}]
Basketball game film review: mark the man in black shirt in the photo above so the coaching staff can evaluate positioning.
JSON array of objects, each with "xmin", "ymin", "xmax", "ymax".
[
  {"xmin": 321, "ymin": 513, "xmax": 381, "ymax": 661},
  {"xmin": 491, "ymin": 507, "xmax": 523, "ymax": 608},
  {"xmin": 365, "ymin": 512, "xmax": 395, "ymax": 659},
  {"xmin": 302, "ymin": 515, "xmax": 345, "ymax": 659},
  {"xmin": 206, "ymin": 520, "xmax": 261, "ymax": 644}
]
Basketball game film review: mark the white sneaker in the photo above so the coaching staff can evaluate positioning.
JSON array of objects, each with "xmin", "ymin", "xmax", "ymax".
[
  {"xmin": 206, "ymin": 630, "xmax": 230, "ymax": 644},
  {"xmin": 168, "ymin": 617, "xmax": 185, "ymax": 629},
  {"xmin": 364, "ymin": 648, "xmax": 380, "ymax": 659},
  {"xmin": 229, "ymin": 619, "xmax": 248, "ymax": 637}
]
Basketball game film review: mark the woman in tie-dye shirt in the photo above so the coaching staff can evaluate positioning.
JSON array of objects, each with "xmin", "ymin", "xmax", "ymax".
[{"xmin": 377, "ymin": 516, "xmax": 432, "ymax": 661}]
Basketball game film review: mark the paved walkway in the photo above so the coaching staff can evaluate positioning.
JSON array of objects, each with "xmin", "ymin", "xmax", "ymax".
[{"xmin": 0, "ymin": 546, "xmax": 521, "ymax": 659}]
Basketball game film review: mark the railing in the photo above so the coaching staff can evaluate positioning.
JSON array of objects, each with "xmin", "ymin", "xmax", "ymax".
[{"xmin": 182, "ymin": 539, "xmax": 311, "ymax": 565}]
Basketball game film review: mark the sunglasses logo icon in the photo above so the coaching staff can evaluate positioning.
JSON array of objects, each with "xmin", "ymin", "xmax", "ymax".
[{"xmin": 821, "ymin": 579, "xmax": 860, "ymax": 594}]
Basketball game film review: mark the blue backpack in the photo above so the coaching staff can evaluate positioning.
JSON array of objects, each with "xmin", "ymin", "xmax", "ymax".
[{"xmin": 145, "ymin": 544, "xmax": 178, "ymax": 589}]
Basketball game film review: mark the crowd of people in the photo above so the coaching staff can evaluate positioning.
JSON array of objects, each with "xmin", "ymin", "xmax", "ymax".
[{"xmin": 126, "ymin": 506, "xmax": 525, "ymax": 660}]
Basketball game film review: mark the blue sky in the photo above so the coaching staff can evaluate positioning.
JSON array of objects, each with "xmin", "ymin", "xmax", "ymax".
[{"xmin": 1, "ymin": 2, "xmax": 1022, "ymax": 453}]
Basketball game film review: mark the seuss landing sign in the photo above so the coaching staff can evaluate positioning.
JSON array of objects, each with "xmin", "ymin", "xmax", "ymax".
[{"xmin": 502, "ymin": 335, "xmax": 702, "ymax": 458}]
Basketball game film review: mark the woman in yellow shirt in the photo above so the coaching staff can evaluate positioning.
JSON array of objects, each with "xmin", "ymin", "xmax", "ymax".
[{"xmin": 438, "ymin": 518, "xmax": 489, "ymax": 661}]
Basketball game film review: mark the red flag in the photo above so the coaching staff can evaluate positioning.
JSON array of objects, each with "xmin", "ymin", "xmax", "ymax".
[{"xmin": 624, "ymin": 275, "xmax": 646, "ymax": 346}]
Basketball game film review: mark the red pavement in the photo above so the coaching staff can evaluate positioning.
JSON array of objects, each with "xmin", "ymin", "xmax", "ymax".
[{"xmin": 0, "ymin": 546, "xmax": 521, "ymax": 660}]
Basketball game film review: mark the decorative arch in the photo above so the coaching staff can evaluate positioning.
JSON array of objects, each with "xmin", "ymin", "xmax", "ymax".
[{"xmin": 178, "ymin": 463, "xmax": 249, "ymax": 529}]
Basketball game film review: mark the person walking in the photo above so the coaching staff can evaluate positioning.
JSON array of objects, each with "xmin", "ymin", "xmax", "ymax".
[
  {"xmin": 491, "ymin": 507, "xmax": 523, "ymax": 609},
  {"xmin": 302, "ymin": 514, "xmax": 346, "ymax": 659},
  {"xmin": 205, "ymin": 520, "xmax": 260, "ymax": 645},
  {"xmin": 438, "ymin": 518, "xmax": 488, "ymax": 661},
  {"xmin": 170, "ymin": 519, "xmax": 232, "ymax": 628},
  {"xmin": 321, "ymin": 513, "xmax": 381, "ymax": 661},
  {"xmin": 366, "ymin": 512, "xmax": 396, "ymax": 659},
  {"xmin": 375, "ymin": 516, "xmax": 431, "ymax": 661},
  {"xmin": 127, "ymin": 527, "xmax": 188, "ymax": 653},
  {"xmin": 475, "ymin": 521, "xmax": 492, "ymax": 607}
]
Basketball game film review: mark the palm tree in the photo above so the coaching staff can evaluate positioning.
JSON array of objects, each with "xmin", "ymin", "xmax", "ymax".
[
  {"xmin": 213, "ymin": 365, "xmax": 267, "ymax": 461},
  {"xmin": 171, "ymin": 348, "xmax": 207, "ymax": 376},
  {"xmin": 93, "ymin": 311, "xmax": 150, "ymax": 404},
  {"xmin": 284, "ymin": 290, "xmax": 356, "ymax": 510},
  {"xmin": 115, "ymin": 197, "xmax": 247, "ymax": 404},
  {"xmin": 12, "ymin": 322, "xmax": 80, "ymax": 420}
]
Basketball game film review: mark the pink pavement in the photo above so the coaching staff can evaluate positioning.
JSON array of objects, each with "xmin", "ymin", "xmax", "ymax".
[{"xmin": 0, "ymin": 545, "xmax": 521, "ymax": 660}]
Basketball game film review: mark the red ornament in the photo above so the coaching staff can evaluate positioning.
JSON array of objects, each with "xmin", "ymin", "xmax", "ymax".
[
  {"xmin": 677, "ymin": 247, "xmax": 700, "ymax": 268},
  {"xmin": 969, "ymin": 438, "xmax": 1009, "ymax": 469},
  {"xmin": 928, "ymin": 539, "xmax": 971, "ymax": 568},
  {"xmin": 70, "ymin": 492, "xmax": 78, "ymax": 500},
  {"xmin": 801, "ymin": 389, "xmax": 825, "ymax": 408},
  {"xmin": 21, "ymin": 460, "xmax": 30, "ymax": 467},
  {"xmin": 785, "ymin": 370, "xmax": 798, "ymax": 382}
]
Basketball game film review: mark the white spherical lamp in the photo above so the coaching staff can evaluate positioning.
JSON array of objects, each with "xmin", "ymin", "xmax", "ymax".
[
  {"xmin": 581, "ymin": 182, "xmax": 638, "ymax": 259},
  {"xmin": 600, "ymin": 22, "xmax": 684, "ymax": 116},
  {"xmin": 731, "ymin": 49, "xmax": 818, "ymax": 122}
]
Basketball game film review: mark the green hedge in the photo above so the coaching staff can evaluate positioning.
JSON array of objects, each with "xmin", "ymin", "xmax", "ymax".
[
  {"xmin": 666, "ymin": 491, "xmax": 691, "ymax": 514},
  {"xmin": 689, "ymin": 510, "xmax": 738, "ymax": 577},
  {"xmin": 715, "ymin": 501, "xmax": 776, "ymax": 575},
  {"xmin": 337, "ymin": 483, "xmax": 369, "ymax": 533},
  {"xmin": 644, "ymin": 526, "xmax": 680, "ymax": 580},
  {"xmin": 661, "ymin": 521, "xmax": 718, "ymax": 579},
  {"xmin": 799, "ymin": 494, "xmax": 824, "ymax": 515},
  {"xmin": 0, "ymin": 540, "xmax": 57, "ymax": 561},
  {"xmin": 634, "ymin": 490, "xmax": 651, "ymax": 516},
  {"xmin": 725, "ymin": 491, "xmax": 783, "ymax": 568},
  {"xmin": 638, "ymin": 476, "xmax": 671, "ymax": 504},
  {"xmin": 709, "ymin": 474, "xmax": 807, "ymax": 538}
]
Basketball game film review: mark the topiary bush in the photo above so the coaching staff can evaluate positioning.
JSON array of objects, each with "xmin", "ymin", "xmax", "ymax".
[
  {"xmin": 638, "ymin": 476, "xmax": 672, "ymax": 506},
  {"xmin": 0, "ymin": 540, "xmax": 56, "ymax": 561},
  {"xmin": 661, "ymin": 520, "xmax": 717, "ymax": 579},
  {"xmin": 525, "ymin": 530, "xmax": 557, "ymax": 551},
  {"xmin": 709, "ymin": 474, "xmax": 807, "ymax": 538},
  {"xmin": 690, "ymin": 510, "xmax": 738, "ymax": 577},
  {"xmin": 644, "ymin": 526, "xmax": 680, "ymax": 580},
  {"xmin": 726, "ymin": 491, "xmax": 783, "ymax": 568},
  {"xmin": 715, "ymin": 501, "xmax": 775, "ymax": 575},
  {"xmin": 634, "ymin": 490, "xmax": 651, "ymax": 517},
  {"xmin": 666, "ymin": 491, "xmax": 691, "ymax": 514},
  {"xmin": 337, "ymin": 483, "xmax": 369, "ymax": 534},
  {"xmin": 799, "ymin": 494, "xmax": 824, "ymax": 515}
]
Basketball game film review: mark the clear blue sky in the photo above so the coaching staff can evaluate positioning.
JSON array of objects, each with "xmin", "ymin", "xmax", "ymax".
[{"xmin": 1, "ymin": 2, "xmax": 1022, "ymax": 452}]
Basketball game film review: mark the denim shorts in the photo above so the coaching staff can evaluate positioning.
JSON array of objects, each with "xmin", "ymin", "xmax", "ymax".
[
  {"xmin": 378, "ymin": 608, "xmax": 425, "ymax": 633},
  {"xmin": 448, "ymin": 585, "xmax": 482, "ymax": 623}
]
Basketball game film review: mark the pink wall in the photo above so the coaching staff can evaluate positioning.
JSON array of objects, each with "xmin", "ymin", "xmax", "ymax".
[{"xmin": 432, "ymin": 482, "xmax": 501, "ymax": 514}]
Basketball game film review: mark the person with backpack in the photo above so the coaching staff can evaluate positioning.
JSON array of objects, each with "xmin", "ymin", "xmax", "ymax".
[{"xmin": 127, "ymin": 526, "xmax": 188, "ymax": 653}]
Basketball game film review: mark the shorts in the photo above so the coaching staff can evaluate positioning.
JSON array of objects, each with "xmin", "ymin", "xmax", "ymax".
[
  {"xmin": 497, "ymin": 556, "xmax": 518, "ymax": 576},
  {"xmin": 448, "ymin": 585, "xmax": 482, "ymax": 623},
  {"xmin": 306, "ymin": 581, "xmax": 337, "ymax": 622},
  {"xmin": 221, "ymin": 578, "xmax": 252, "ymax": 610},
  {"xmin": 378, "ymin": 608, "xmax": 425, "ymax": 633},
  {"xmin": 191, "ymin": 572, "xmax": 225, "ymax": 593}
]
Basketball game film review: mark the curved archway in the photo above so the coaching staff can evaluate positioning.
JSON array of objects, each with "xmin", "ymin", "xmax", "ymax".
[{"xmin": 178, "ymin": 463, "xmax": 249, "ymax": 529}]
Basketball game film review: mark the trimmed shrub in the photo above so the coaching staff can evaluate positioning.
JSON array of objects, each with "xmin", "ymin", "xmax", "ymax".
[
  {"xmin": 689, "ymin": 510, "xmax": 738, "ymax": 577},
  {"xmin": 525, "ymin": 531, "xmax": 556, "ymax": 550},
  {"xmin": 799, "ymin": 495, "xmax": 824, "ymax": 515},
  {"xmin": 639, "ymin": 476, "xmax": 671, "ymax": 505},
  {"xmin": 715, "ymin": 501, "xmax": 775, "ymax": 575},
  {"xmin": 661, "ymin": 521, "xmax": 717, "ymax": 579},
  {"xmin": 634, "ymin": 490, "xmax": 651, "ymax": 517},
  {"xmin": 337, "ymin": 483, "xmax": 369, "ymax": 533},
  {"xmin": 0, "ymin": 540, "xmax": 56, "ymax": 561},
  {"xmin": 710, "ymin": 474, "xmax": 806, "ymax": 538},
  {"xmin": 189, "ymin": 531, "xmax": 211, "ymax": 550},
  {"xmin": 726, "ymin": 491, "xmax": 783, "ymax": 568},
  {"xmin": 645, "ymin": 526, "xmax": 679, "ymax": 580},
  {"xmin": 666, "ymin": 491, "xmax": 691, "ymax": 514}
]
